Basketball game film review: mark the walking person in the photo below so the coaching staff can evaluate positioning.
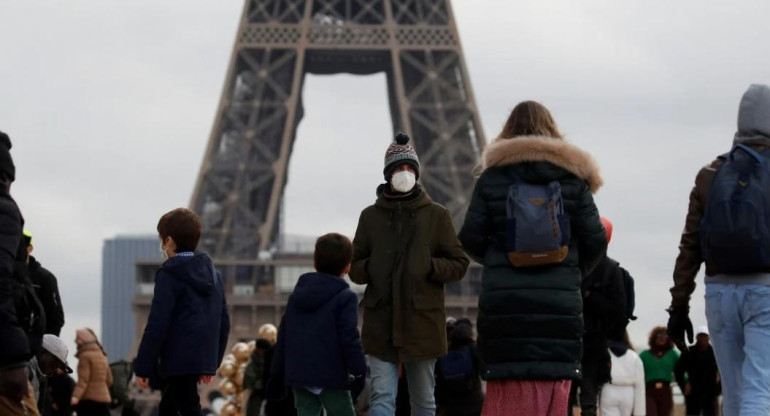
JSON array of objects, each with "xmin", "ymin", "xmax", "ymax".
[
  {"xmin": 674, "ymin": 327, "xmax": 720, "ymax": 416},
  {"xmin": 133, "ymin": 208, "xmax": 231, "ymax": 416},
  {"xmin": 0, "ymin": 131, "xmax": 45, "ymax": 416},
  {"xmin": 267, "ymin": 233, "xmax": 367, "ymax": 416},
  {"xmin": 434, "ymin": 318, "xmax": 484, "ymax": 416},
  {"xmin": 668, "ymin": 84, "xmax": 770, "ymax": 415},
  {"xmin": 22, "ymin": 231, "xmax": 65, "ymax": 336},
  {"xmin": 350, "ymin": 133, "xmax": 470, "ymax": 416},
  {"xmin": 458, "ymin": 101, "xmax": 607, "ymax": 416},
  {"xmin": 71, "ymin": 328, "xmax": 112, "ymax": 416},
  {"xmin": 570, "ymin": 217, "xmax": 637, "ymax": 416},
  {"xmin": 600, "ymin": 332, "xmax": 646, "ymax": 416},
  {"xmin": 639, "ymin": 327, "xmax": 678, "ymax": 416}
]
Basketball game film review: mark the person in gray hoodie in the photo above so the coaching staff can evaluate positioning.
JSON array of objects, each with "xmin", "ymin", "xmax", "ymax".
[{"xmin": 668, "ymin": 84, "xmax": 770, "ymax": 416}]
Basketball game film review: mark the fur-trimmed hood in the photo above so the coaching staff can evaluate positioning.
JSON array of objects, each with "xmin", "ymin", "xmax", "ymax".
[{"xmin": 482, "ymin": 135, "xmax": 603, "ymax": 193}]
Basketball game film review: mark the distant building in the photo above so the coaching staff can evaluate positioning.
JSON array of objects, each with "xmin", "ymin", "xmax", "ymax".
[{"xmin": 101, "ymin": 235, "xmax": 159, "ymax": 360}]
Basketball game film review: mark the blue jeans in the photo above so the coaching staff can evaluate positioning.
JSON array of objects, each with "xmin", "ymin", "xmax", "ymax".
[
  {"xmin": 705, "ymin": 283, "xmax": 770, "ymax": 416},
  {"xmin": 369, "ymin": 355, "xmax": 437, "ymax": 416}
]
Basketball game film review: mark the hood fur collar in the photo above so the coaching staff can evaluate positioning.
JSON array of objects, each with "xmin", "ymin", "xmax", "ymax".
[{"xmin": 482, "ymin": 135, "xmax": 603, "ymax": 193}]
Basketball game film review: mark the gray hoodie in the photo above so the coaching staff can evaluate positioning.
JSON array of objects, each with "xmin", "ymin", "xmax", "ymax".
[
  {"xmin": 708, "ymin": 84, "xmax": 770, "ymax": 286},
  {"xmin": 734, "ymin": 83, "xmax": 770, "ymax": 145}
]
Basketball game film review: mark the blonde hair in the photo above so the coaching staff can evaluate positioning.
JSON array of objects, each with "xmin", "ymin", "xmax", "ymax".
[{"xmin": 499, "ymin": 101, "xmax": 562, "ymax": 139}]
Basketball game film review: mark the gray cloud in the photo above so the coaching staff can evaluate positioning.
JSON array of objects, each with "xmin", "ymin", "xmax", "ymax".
[{"xmin": 1, "ymin": 0, "xmax": 768, "ymax": 348}]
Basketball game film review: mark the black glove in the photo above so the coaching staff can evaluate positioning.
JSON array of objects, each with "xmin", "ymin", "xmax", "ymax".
[
  {"xmin": 667, "ymin": 306, "xmax": 694, "ymax": 351},
  {"xmin": 0, "ymin": 366, "xmax": 30, "ymax": 402},
  {"xmin": 350, "ymin": 374, "xmax": 365, "ymax": 403}
]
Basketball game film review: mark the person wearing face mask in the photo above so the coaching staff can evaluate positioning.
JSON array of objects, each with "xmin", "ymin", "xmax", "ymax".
[
  {"xmin": 350, "ymin": 133, "xmax": 470, "ymax": 416},
  {"xmin": 133, "ymin": 208, "xmax": 231, "ymax": 416}
]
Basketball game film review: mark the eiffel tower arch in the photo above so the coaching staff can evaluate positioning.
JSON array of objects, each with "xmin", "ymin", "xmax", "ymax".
[{"xmin": 190, "ymin": 0, "xmax": 486, "ymax": 259}]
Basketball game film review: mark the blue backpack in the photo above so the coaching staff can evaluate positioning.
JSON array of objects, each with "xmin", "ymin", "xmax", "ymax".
[
  {"xmin": 701, "ymin": 144, "xmax": 770, "ymax": 272},
  {"xmin": 506, "ymin": 178, "xmax": 571, "ymax": 267},
  {"xmin": 437, "ymin": 346, "xmax": 474, "ymax": 393}
]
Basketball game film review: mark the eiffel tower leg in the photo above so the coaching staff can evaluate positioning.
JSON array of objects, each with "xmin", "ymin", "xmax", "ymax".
[
  {"xmin": 386, "ymin": 0, "xmax": 486, "ymax": 226},
  {"xmin": 191, "ymin": 0, "xmax": 312, "ymax": 259}
]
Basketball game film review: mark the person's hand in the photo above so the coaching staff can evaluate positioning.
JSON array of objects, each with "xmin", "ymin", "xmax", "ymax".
[
  {"xmin": 684, "ymin": 382, "xmax": 692, "ymax": 396},
  {"xmin": 70, "ymin": 397, "xmax": 79, "ymax": 406},
  {"xmin": 667, "ymin": 306, "xmax": 693, "ymax": 351},
  {"xmin": 350, "ymin": 374, "xmax": 365, "ymax": 402},
  {"xmin": 199, "ymin": 375, "xmax": 213, "ymax": 385},
  {"xmin": 136, "ymin": 377, "xmax": 149, "ymax": 389},
  {"xmin": 0, "ymin": 366, "xmax": 29, "ymax": 402}
]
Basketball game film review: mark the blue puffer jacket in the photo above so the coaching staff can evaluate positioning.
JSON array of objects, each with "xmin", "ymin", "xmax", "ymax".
[
  {"xmin": 134, "ymin": 253, "xmax": 230, "ymax": 378},
  {"xmin": 270, "ymin": 272, "xmax": 366, "ymax": 390}
]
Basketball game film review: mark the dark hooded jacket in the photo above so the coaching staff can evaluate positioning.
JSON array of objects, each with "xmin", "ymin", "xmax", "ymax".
[
  {"xmin": 0, "ymin": 131, "xmax": 31, "ymax": 369},
  {"xmin": 350, "ymin": 184, "xmax": 470, "ymax": 363},
  {"xmin": 458, "ymin": 135, "xmax": 607, "ymax": 381},
  {"xmin": 270, "ymin": 272, "xmax": 366, "ymax": 389},
  {"xmin": 134, "ymin": 253, "xmax": 230, "ymax": 378},
  {"xmin": 671, "ymin": 84, "xmax": 770, "ymax": 308},
  {"xmin": 28, "ymin": 256, "xmax": 65, "ymax": 336}
]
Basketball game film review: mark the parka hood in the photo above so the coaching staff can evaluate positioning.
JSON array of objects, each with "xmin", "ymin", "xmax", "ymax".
[
  {"xmin": 375, "ymin": 183, "xmax": 433, "ymax": 211},
  {"xmin": 735, "ymin": 84, "xmax": 770, "ymax": 144},
  {"xmin": 290, "ymin": 272, "xmax": 349, "ymax": 312},
  {"xmin": 609, "ymin": 340, "xmax": 630, "ymax": 357},
  {"xmin": 162, "ymin": 253, "xmax": 217, "ymax": 295},
  {"xmin": 482, "ymin": 135, "xmax": 603, "ymax": 194}
]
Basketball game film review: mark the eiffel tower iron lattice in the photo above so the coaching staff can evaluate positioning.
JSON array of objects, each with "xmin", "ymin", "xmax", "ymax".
[{"xmin": 190, "ymin": 0, "xmax": 486, "ymax": 260}]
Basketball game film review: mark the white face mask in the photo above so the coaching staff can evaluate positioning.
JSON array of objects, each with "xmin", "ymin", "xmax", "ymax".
[
  {"xmin": 160, "ymin": 242, "xmax": 169, "ymax": 260},
  {"xmin": 391, "ymin": 171, "xmax": 416, "ymax": 193}
]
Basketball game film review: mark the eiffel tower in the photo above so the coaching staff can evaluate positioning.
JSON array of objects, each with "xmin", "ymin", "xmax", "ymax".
[{"xmin": 189, "ymin": 0, "xmax": 486, "ymax": 259}]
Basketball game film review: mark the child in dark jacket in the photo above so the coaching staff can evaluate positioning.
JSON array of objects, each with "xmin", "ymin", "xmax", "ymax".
[
  {"xmin": 268, "ymin": 233, "xmax": 367, "ymax": 416},
  {"xmin": 133, "ymin": 208, "xmax": 231, "ymax": 416}
]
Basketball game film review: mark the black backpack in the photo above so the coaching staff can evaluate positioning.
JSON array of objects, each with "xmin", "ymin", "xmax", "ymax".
[{"xmin": 701, "ymin": 145, "xmax": 770, "ymax": 272}]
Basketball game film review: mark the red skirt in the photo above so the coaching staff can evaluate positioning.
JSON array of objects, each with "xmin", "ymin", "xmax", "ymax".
[{"xmin": 481, "ymin": 379, "xmax": 572, "ymax": 416}]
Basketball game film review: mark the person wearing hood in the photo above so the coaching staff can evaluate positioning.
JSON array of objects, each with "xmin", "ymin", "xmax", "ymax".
[
  {"xmin": 667, "ymin": 84, "xmax": 770, "ymax": 415},
  {"xmin": 133, "ymin": 208, "xmax": 231, "ymax": 416},
  {"xmin": 350, "ymin": 133, "xmax": 469, "ymax": 416},
  {"xmin": 22, "ymin": 230, "xmax": 65, "ymax": 336},
  {"xmin": 71, "ymin": 328, "xmax": 112, "ymax": 415},
  {"xmin": 673, "ymin": 327, "xmax": 720, "ymax": 416},
  {"xmin": 434, "ymin": 318, "xmax": 484, "ymax": 416},
  {"xmin": 267, "ymin": 233, "xmax": 366, "ymax": 416},
  {"xmin": 600, "ymin": 332, "xmax": 645, "ymax": 416},
  {"xmin": 458, "ymin": 101, "xmax": 607, "ymax": 416}
]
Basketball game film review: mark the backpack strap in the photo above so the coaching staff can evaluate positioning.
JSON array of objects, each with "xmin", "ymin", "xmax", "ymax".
[{"xmin": 731, "ymin": 144, "xmax": 766, "ymax": 163}]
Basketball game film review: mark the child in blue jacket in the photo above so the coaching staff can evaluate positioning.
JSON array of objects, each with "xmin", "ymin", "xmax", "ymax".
[{"xmin": 268, "ymin": 233, "xmax": 366, "ymax": 416}]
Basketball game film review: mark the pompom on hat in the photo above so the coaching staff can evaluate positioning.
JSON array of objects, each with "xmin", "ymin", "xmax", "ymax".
[{"xmin": 383, "ymin": 133, "xmax": 420, "ymax": 180}]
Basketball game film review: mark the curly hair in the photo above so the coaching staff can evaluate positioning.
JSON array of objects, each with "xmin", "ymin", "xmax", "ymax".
[{"xmin": 647, "ymin": 326, "xmax": 674, "ymax": 351}]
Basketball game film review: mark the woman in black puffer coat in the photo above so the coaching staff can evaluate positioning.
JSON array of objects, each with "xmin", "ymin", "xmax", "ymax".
[{"xmin": 458, "ymin": 101, "xmax": 607, "ymax": 416}]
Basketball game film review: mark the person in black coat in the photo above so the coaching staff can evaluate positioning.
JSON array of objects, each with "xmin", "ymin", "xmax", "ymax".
[
  {"xmin": 674, "ymin": 328, "xmax": 721, "ymax": 416},
  {"xmin": 23, "ymin": 232, "xmax": 65, "ymax": 336},
  {"xmin": 0, "ymin": 131, "xmax": 41, "ymax": 411},
  {"xmin": 267, "ymin": 233, "xmax": 366, "ymax": 416},
  {"xmin": 435, "ymin": 318, "xmax": 484, "ymax": 416},
  {"xmin": 458, "ymin": 101, "xmax": 607, "ymax": 415},
  {"xmin": 133, "ymin": 208, "xmax": 230, "ymax": 416}
]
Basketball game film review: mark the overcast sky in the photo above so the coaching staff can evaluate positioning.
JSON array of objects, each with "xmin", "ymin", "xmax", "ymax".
[{"xmin": 1, "ymin": 0, "xmax": 769, "ymax": 353}]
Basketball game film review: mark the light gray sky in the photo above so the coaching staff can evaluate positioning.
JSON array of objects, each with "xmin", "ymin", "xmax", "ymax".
[{"xmin": 1, "ymin": 0, "xmax": 769, "ymax": 351}]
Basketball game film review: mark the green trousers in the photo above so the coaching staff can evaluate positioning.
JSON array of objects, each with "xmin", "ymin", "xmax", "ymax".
[{"xmin": 292, "ymin": 387, "xmax": 355, "ymax": 416}]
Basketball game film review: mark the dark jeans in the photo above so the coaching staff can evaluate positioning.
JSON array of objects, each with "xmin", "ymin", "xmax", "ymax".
[
  {"xmin": 76, "ymin": 400, "xmax": 111, "ymax": 416},
  {"xmin": 684, "ymin": 392, "xmax": 718, "ymax": 416},
  {"xmin": 645, "ymin": 382, "xmax": 673, "ymax": 416},
  {"xmin": 159, "ymin": 376, "xmax": 200, "ymax": 416},
  {"xmin": 567, "ymin": 361, "xmax": 602, "ymax": 416}
]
